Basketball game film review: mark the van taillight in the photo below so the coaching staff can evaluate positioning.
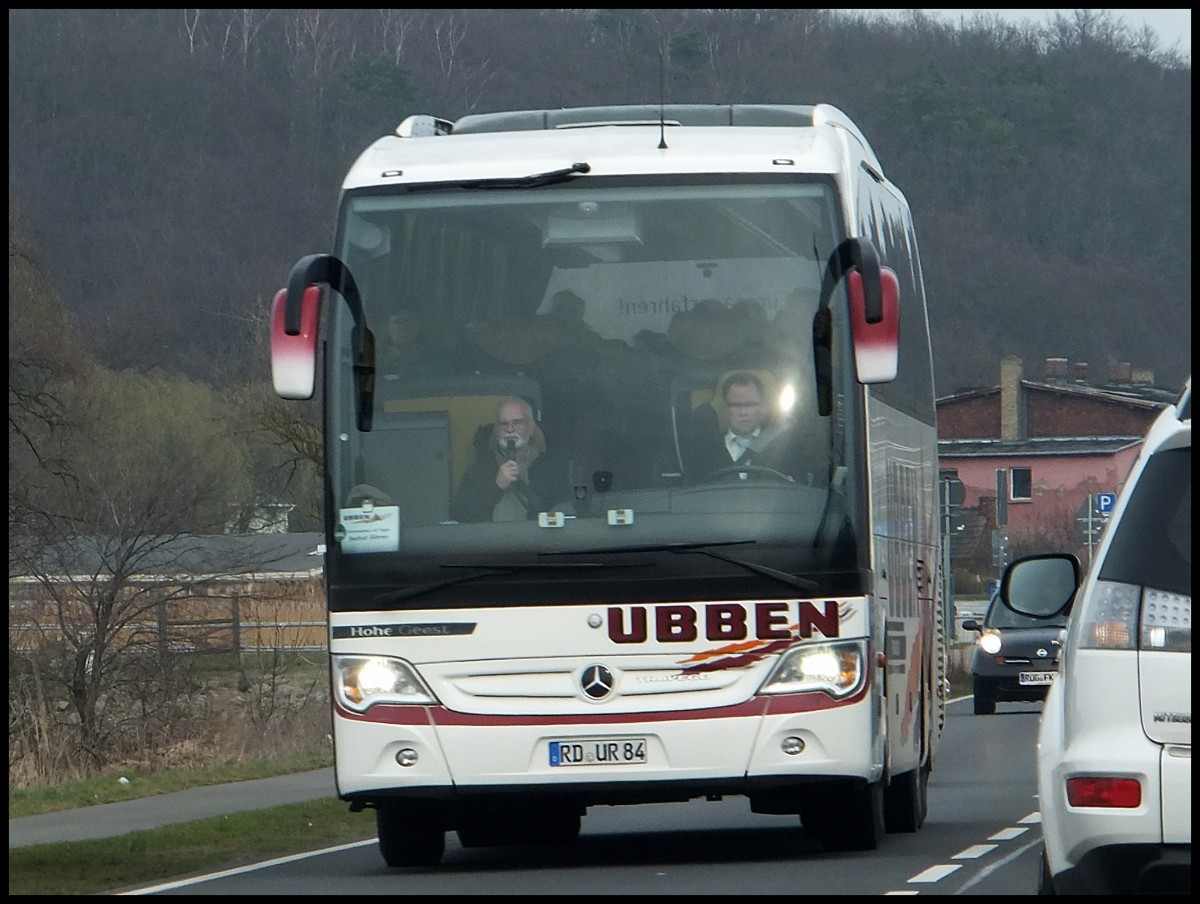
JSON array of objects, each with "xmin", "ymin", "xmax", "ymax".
[{"xmin": 1065, "ymin": 776, "xmax": 1141, "ymax": 808}]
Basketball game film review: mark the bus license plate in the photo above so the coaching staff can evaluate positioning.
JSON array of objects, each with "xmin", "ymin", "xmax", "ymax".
[
  {"xmin": 549, "ymin": 737, "xmax": 647, "ymax": 767},
  {"xmin": 1019, "ymin": 671, "xmax": 1055, "ymax": 686}
]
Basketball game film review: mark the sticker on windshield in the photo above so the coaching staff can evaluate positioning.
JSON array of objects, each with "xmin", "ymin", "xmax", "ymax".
[{"xmin": 337, "ymin": 504, "xmax": 400, "ymax": 553}]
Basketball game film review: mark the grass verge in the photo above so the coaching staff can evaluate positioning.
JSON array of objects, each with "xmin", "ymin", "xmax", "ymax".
[
  {"xmin": 8, "ymin": 753, "xmax": 333, "ymax": 819},
  {"xmin": 8, "ymin": 798, "xmax": 375, "ymax": 895}
]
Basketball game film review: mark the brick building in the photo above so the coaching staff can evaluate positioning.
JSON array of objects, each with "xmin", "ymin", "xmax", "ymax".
[{"xmin": 937, "ymin": 356, "xmax": 1177, "ymax": 567}]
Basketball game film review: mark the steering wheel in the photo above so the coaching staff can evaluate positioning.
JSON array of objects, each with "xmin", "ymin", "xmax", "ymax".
[{"xmin": 704, "ymin": 464, "xmax": 794, "ymax": 483}]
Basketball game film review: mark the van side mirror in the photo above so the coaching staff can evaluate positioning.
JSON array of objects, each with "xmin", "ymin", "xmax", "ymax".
[{"xmin": 1000, "ymin": 553, "xmax": 1082, "ymax": 620}]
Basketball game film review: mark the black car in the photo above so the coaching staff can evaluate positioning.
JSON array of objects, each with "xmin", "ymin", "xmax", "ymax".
[{"xmin": 962, "ymin": 592, "xmax": 1067, "ymax": 715}]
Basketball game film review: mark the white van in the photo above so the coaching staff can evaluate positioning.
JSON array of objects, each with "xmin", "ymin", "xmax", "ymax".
[{"xmin": 1000, "ymin": 377, "xmax": 1190, "ymax": 895}]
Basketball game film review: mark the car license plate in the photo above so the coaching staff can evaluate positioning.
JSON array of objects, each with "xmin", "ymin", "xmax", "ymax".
[
  {"xmin": 1019, "ymin": 671, "xmax": 1056, "ymax": 686},
  {"xmin": 549, "ymin": 737, "xmax": 647, "ymax": 767}
]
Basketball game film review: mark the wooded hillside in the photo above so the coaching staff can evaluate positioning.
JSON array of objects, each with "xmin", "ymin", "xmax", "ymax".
[{"xmin": 8, "ymin": 8, "xmax": 1191, "ymax": 395}]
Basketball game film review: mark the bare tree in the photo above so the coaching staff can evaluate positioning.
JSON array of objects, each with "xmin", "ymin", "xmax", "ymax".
[
  {"xmin": 377, "ymin": 8, "xmax": 428, "ymax": 66},
  {"xmin": 8, "ymin": 359, "xmax": 265, "ymax": 776},
  {"xmin": 422, "ymin": 9, "xmax": 495, "ymax": 113},
  {"xmin": 181, "ymin": 8, "xmax": 203, "ymax": 55},
  {"xmin": 9, "ymin": 203, "xmax": 90, "ymax": 555},
  {"xmin": 214, "ymin": 295, "xmax": 324, "ymax": 530},
  {"xmin": 216, "ymin": 7, "xmax": 273, "ymax": 68}
]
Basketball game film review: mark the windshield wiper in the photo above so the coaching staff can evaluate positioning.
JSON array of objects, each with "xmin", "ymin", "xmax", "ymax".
[
  {"xmin": 541, "ymin": 541, "xmax": 818, "ymax": 592},
  {"xmin": 406, "ymin": 162, "xmax": 591, "ymax": 193},
  {"xmin": 373, "ymin": 559, "xmax": 638, "ymax": 605}
]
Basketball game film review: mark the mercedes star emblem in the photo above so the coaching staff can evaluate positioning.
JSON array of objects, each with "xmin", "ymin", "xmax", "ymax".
[{"xmin": 581, "ymin": 664, "xmax": 615, "ymax": 700}]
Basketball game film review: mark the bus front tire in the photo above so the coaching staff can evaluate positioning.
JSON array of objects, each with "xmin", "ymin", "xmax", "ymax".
[
  {"xmin": 802, "ymin": 778, "xmax": 886, "ymax": 852},
  {"xmin": 377, "ymin": 803, "xmax": 446, "ymax": 867}
]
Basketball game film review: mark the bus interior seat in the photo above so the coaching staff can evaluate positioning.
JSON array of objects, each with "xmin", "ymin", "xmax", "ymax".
[{"xmin": 357, "ymin": 409, "xmax": 451, "ymax": 526}]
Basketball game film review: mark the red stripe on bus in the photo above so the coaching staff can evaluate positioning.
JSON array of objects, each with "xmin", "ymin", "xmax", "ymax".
[{"xmin": 335, "ymin": 689, "xmax": 865, "ymax": 726}]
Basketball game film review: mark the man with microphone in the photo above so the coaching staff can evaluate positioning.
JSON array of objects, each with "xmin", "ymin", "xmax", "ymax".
[{"xmin": 451, "ymin": 396, "xmax": 569, "ymax": 522}]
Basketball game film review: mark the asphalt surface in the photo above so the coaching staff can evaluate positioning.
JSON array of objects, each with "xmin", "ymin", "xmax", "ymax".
[{"xmin": 8, "ymin": 767, "xmax": 337, "ymax": 849}]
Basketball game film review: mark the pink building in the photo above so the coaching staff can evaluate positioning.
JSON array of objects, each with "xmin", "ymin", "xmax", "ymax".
[{"xmin": 937, "ymin": 356, "xmax": 1174, "ymax": 563}]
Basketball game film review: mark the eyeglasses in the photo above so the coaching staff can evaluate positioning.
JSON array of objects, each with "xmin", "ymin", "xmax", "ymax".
[
  {"xmin": 726, "ymin": 401, "xmax": 762, "ymax": 409},
  {"xmin": 498, "ymin": 418, "xmax": 528, "ymax": 428}
]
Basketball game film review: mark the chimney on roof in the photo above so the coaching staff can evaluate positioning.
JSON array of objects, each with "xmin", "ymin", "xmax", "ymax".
[
  {"xmin": 1131, "ymin": 368, "xmax": 1155, "ymax": 387},
  {"xmin": 1074, "ymin": 362, "xmax": 1088, "ymax": 384},
  {"xmin": 1045, "ymin": 357, "xmax": 1068, "ymax": 383},
  {"xmin": 1000, "ymin": 356, "xmax": 1026, "ymax": 441},
  {"xmin": 1108, "ymin": 361, "xmax": 1132, "ymax": 385}
]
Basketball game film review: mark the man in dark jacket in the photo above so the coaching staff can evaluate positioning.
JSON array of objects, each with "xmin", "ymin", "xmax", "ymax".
[
  {"xmin": 451, "ymin": 396, "xmax": 568, "ymax": 522},
  {"xmin": 682, "ymin": 371, "xmax": 817, "ymax": 484}
]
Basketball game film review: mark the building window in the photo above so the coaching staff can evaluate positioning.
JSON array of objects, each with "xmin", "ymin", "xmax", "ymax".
[{"xmin": 1009, "ymin": 467, "xmax": 1032, "ymax": 502}]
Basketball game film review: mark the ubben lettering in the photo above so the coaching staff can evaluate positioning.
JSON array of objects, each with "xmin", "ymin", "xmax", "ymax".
[{"xmin": 607, "ymin": 602, "xmax": 839, "ymax": 643}]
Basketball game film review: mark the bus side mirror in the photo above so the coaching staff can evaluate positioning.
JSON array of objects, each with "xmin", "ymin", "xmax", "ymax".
[
  {"xmin": 271, "ymin": 285, "xmax": 321, "ymax": 400},
  {"xmin": 270, "ymin": 253, "xmax": 374, "ymax": 431},
  {"xmin": 848, "ymin": 266, "xmax": 899, "ymax": 384}
]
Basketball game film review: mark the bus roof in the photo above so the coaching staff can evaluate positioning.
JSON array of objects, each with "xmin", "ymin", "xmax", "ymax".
[{"xmin": 342, "ymin": 103, "xmax": 884, "ymax": 192}]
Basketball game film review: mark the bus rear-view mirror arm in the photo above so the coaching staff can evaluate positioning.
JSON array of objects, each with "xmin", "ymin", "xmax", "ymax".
[
  {"xmin": 272, "ymin": 253, "xmax": 375, "ymax": 431},
  {"xmin": 813, "ymin": 237, "xmax": 900, "ymax": 416}
]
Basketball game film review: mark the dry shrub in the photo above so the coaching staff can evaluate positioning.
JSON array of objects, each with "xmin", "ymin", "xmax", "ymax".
[{"xmin": 8, "ymin": 646, "xmax": 331, "ymax": 788}]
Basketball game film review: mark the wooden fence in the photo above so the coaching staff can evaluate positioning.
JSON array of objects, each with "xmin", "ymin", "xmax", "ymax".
[{"xmin": 8, "ymin": 577, "xmax": 328, "ymax": 655}]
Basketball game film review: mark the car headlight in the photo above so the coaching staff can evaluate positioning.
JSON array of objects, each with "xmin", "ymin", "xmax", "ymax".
[
  {"xmin": 758, "ymin": 640, "xmax": 865, "ymax": 698},
  {"xmin": 978, "ymin": 630, "xmax": 1002, "ymax": 655},
  {"xmin": 334, "ymin": 655, "xmax": 438, "ymax": 712}
]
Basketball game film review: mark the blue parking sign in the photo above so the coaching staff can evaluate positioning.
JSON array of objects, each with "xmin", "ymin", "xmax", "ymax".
[{"xmin": 1096, "ymin": 492, "xmax": 1117, "ymax": 515}]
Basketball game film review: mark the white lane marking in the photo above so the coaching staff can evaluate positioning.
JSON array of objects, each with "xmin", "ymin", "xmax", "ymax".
[
  {"xmin": 908, "ymin": 863, "xmax": 963, "ymax": 883},
  {"xmin": 118, "ymin": 838, "xmax": 378, "ymax": 895},
  {"xmin": 883, "ymin": 890, "xmax": 920, "ymax": 895},
  {"xmin": 900, "ymin": 701, "xmax": 1042, "ymax": 891},
  {"xmin": 954, "ymin": 836, "xmax": 1043, "ymax": 894},
  {"xmin": 989, "ymin": 826, "xmax": 1029, "ymax": 841}
]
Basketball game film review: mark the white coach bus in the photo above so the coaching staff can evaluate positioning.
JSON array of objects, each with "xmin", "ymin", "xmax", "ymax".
[{"xmin": 271, "ymin": 103, "xmax": 944, "ymax": 867}]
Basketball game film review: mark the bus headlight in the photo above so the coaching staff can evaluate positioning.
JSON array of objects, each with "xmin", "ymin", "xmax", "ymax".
[
  {"xmin": 334, "ymin": 655, "xmax": 438, "ymax": 712},
  {"xmin": 758, "ymin": 640, "xmax": 865, "ymax": 698}
]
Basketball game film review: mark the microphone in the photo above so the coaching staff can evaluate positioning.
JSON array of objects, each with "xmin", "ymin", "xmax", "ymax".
[{"xmin": 504, "ymin": 439, "xmax": 517, "ymax": 460}]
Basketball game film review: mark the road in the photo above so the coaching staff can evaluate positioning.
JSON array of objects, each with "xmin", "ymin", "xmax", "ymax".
[
  {"xmin": 122, "ymin": 697, "xmax": 1047, "ymax": 895},
  {"xmin": 9, "ymin": 768, "xmax": 337, "ymax": 849}
]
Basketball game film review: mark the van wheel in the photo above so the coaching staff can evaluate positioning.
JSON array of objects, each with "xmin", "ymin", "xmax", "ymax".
[
  {"xmin": 377, "ymin": 803, "xmax": 445, "ymax": 867},
  {"xmin": 1038, "ymin": 847, "xmax": 1057, "ymax": 895}
]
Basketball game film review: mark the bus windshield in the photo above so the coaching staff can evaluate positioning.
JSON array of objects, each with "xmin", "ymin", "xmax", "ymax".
[{"xmin": 324, "ymin": 178, "xmax": 866, "ymax": 605}]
